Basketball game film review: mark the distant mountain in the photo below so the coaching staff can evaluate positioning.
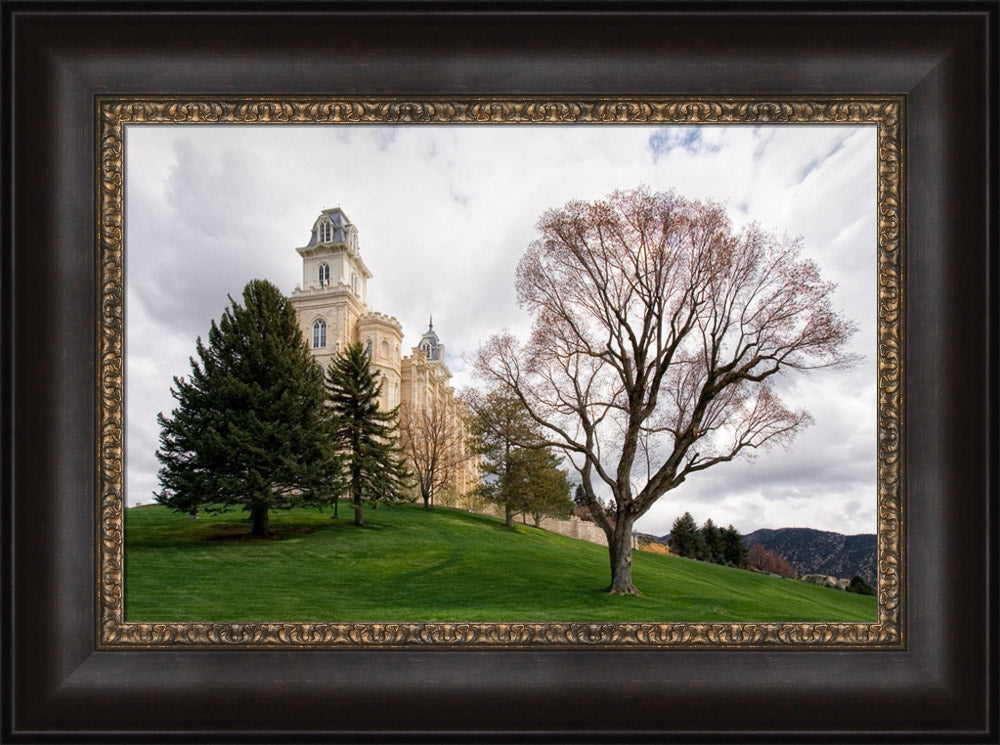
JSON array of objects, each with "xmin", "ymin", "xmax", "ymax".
[{"xmin": 742, "ymin": 528, "xmax": 876, "ymax": 586}]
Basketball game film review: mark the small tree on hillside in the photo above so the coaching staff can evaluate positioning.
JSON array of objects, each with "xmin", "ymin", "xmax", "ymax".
[
  {"xmin": 326, "ymin": 342, "xmax": 410, "ymax": 526},
  {"xmin": 521, "ymin": 450, "xmax": 574, "ymax": 527},
  {"xmin": 701, "ymin": 519, "xmax": 726, "ymax": 564},
  {"xmin": 398, "ymin": 394, "xmax": 470, "ymax": 510},
  {"xmin": 748, "ymin": 542, "xmax": 796, "ymax": 578},
  {"xmin": 721, "ymin": 525, "xmax": 749, "ymax": 568},
  {"xmin": 669, "ymin": 512, "xmax": 705, "ymax": 559},
  {"xmin": 466, "ymin": 387, "xmax": 543, "ymax": 528},
  {"xmin": 476, "ymin": 187, "xmax": 856, "ymax": 593},
  {"xmin": 847, "ymin": 575, "xmax": 876, "ymax": 596},
  {"xmin": 155, "ymin": 279, "xmax": 341, "ymax": 537}
]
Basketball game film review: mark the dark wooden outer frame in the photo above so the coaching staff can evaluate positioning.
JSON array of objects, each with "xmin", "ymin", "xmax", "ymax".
[{"xmin": 2, "ymin": 2, "xmax": 996, "ymax": 741}]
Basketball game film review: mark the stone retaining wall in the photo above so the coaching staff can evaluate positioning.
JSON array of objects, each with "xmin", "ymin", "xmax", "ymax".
[{"xmin": 471, "ymin": 504, "xmax": 641, "ymax": 549}]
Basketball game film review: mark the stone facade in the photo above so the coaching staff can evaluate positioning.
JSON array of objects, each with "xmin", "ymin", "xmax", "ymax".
[{"xmin": 289, "ymin": 207, "xmax": 480, "ymax": 501}]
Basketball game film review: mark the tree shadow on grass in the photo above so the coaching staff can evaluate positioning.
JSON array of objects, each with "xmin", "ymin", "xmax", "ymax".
[{"xmin": 203, "ymin": 525, "xmax": 320, "ymax": 542}]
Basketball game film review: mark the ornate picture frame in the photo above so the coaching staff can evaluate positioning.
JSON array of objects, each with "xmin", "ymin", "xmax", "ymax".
[{"xmin": 99, "ymin": 96, "xmax": 902, "ymax": 649}]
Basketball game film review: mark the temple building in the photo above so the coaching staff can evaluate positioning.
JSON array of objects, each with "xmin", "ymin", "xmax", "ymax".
[{"xmin": 288, "ymin": 207, "xmax": 480, "ymax": 504}]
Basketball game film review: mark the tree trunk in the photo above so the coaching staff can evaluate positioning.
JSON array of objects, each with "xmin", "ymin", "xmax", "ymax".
[
  {"xmin": 421, "ymin": 483, "xmax": 432, "ymax": 510},
  {"xmin": 250, "ymin": 505, "xmax": 271, "ymax": 538},
  {"xmin": 352, "ymin": 498, "xmax": 364, "ymax": 526},
  {"xmin": 504, "ymin": 504, "xmax": 514, "ymax": 528},
  {"xmin": 351, "ymin": 465, "xmax": 364, "ymax": 526},
  {"xmin": 607, "ymin": 518, "xmax": 639, "ymax": 595}
]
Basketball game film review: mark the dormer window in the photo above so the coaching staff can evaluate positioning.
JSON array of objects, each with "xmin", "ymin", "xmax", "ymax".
[
  {"xmin": 318, "ymin": 262, "xmax": 330, "ymax": 287},
  {"xmin": 319, "ymin": 221, "xmax": 333, "ymax": 243},
  {"xmin": 312, "ymin": 319, "xmax": 327, "ymax": 348}
]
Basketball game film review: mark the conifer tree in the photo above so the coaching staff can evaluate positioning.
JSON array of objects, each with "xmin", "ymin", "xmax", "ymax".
[
  {"xmin": 325, "ymin": 342, "xmax": 410, "ymax": 526},
  {"xmin": 721, "ymin": 525, "xmax": 749, "ymax": 568},
  {"xmin": 701, "ymin": 518, "xmax": 726, "ymax": 564},
  {"xmin": 466, "ymin": 387, "xmax": 544, "ymax": 528},
  {"xmin": 669, "ymin": 512, "xmax": 705, "ymax": 559},
  {"xmin": 155, "ymin": 279, "xmax": 341, "ymax": 537},
  {"xmin": 522, "ymin": 450, "xmax": 574, "ymax": 527}
]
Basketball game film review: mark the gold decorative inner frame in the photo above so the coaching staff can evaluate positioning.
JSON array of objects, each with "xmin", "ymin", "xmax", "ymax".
[{"xmin": 98, "ymin": 97, "xmax": 903, "ymax": 648}]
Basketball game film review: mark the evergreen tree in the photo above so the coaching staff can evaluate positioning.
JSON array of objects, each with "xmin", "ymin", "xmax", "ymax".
[
  {"xmin": 155, "ymin": 279, "xmax": 341, "ymax": 537},
  {"xmin": 466, "ymin": 387, "xmax": 544, "ymax": 528},
  {"xmin": 721, "ymin": 525, "xmax": 749, "ymax": 568},
  {"xmin": 669, "ymin": 512, "xmax": 702, "ymax": 559},
  {"xmin": 701, "ymin": 519, "xmax": 725, "ymax": 564},
  {"xmin": 519, "ymin": 450, "xmax": 574, "ymax": 527},
  {"xmin": 847, "ymin": 575, "xmax": 876, "ymax": 596},
  {"xmin": 325, "ymin": 342, "xmax": 410, "ymax": 526}
]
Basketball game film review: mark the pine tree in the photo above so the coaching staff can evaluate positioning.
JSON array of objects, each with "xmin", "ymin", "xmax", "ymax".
[
  {"xmin": 466, "ymin": 387, "xmax": 544, "ymax": 528},
  {"xmin": 519, "ymin": 450, "xmax": 574, "ymax": 527},
  {"xmin": 701, "ymin": 519, "xmax": 726, "ymax": 564},
  {"xmin": 847, "ymin": 575, "xmax": 876, "ymax": 596},
  {"xmin": 721, "ymin": 525, "xmax": 749, "ymax": 568},
  {"xmin": 669, "ymin": 512, "xmax": 702, "ymax": 559},
  {"xmin": 325, "ymin": 342, "xmax": 410, "ymax": 526},
  {"xmin": 155, "ymin": 279, "xmax": 341, "ymax": 537}
]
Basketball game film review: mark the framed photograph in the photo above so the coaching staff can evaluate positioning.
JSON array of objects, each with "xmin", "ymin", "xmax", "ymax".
[
  {"xmin": 3, "ymin": 2, "xmax": 996, "ymax": 741},
  {"xmin": 106, "ymin": 103, "xmax": 894, "ymax": 646}
]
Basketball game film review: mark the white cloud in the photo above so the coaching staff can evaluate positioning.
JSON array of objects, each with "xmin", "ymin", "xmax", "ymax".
[{"xmin": 124, "ymin": 123, "xmax": 878, "ymax": 537}]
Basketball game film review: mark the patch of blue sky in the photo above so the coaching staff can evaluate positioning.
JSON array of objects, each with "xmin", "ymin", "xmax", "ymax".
[{"xmin": 648, "ymin": 127, "xmax": 705, "ymax": 159}]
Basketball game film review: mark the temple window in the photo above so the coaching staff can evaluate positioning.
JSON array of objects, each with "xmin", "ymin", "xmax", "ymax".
[{"xmin": 312, "ymin": 319, "xmax": 327, "ymax": 348}]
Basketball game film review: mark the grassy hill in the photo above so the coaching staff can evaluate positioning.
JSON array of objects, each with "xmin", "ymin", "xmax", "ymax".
[{"xmin": 124, "ymin": 503, "xmax": 877, "ymax": 623}]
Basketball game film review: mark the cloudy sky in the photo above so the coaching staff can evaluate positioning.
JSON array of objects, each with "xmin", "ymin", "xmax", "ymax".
[{"xmin": 124, "ymin": 123, "xmax": 878, "ymax": 537}]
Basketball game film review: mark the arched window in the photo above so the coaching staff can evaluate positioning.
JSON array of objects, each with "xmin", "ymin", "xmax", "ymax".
[
  {"xmin": 364, "ymin": 339, "xmax": 373, "ymax": 357},
  {"xmin": 319, "ymin": 221, "xmax": 332, "ymax": 243},
  {"xmin": 312, "ymin": 319, "xmax": 327, "ymax": 348},
  {"xmin": 318, "ymin": 262, "xmax": 330, "ymax": 287},
  {"xmin": 351, "ymin": 272, "xmax": 358, "ymax": 294},
  {"xmin": 381, "ymin": 340, "xmax": 389, "ymax": 360}
]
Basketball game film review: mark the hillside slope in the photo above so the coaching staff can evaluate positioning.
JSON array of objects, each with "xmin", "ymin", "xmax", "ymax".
[
  {"xmin": 125, "ymin": 504, "xmax": 877, "ymax": 623},
  {"xmin": 743, "ymin": 528, "xmax": 877, "ymax": 585}
]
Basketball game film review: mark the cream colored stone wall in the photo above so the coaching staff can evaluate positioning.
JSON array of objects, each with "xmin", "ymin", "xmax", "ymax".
[
  {"xmin": 536, "ymin": 514, "xmax": 610, "ymax": 546},
  {"xmin": 470, "ymin": 504, "xmax": 622, "ymax": 549},
  {"xmin": 358, "ymin": 313, "xmax": 404, "ymax": 410},
  {"xmin": 291, "ymin": 284, "xmax": 365, "ymax": 370},
  {"xmin": 400, "ymin": 348, "xmax": 480, "ymax": 501}
]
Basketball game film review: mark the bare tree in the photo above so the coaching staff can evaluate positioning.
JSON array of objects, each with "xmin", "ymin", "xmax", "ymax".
[
  {"xmin": 748, "ymin": 543, "xmax": 797, "ymax": 578},
  {"xmin": 398, "ymin": 394, "xmax": 469, "ymax": 509},
  {"xmin": 475, "ymin": 187, "xmax": 855, "ymax": 594}
]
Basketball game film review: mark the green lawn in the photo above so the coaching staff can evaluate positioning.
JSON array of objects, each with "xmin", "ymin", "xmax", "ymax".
[{"xmin": 124, "ymin": 503, "xmax": 877, "ymax": 623}]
